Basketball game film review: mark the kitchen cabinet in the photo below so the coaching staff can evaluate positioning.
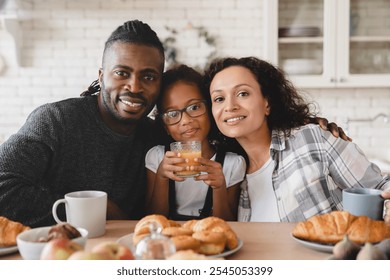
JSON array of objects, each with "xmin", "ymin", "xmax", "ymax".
[
  {"xmin": 0, "ymin": 0, "xmax": 21, "ymax": 65},
  {"xmin": 263, "ymin": 0, "xmax": 390, "ymax": 88},
  {"xmin": 0, "ymin": 15, "xmax": 22, "ymax": 66}
]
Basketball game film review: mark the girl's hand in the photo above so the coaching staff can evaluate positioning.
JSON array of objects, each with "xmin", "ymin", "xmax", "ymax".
[
  {"xmin": 156, "ymin": 151, "xmax": 186, "ymax": 181},
  {"xmin": 191, "ymin": 157, "xmax": 226, "ymax": 189},
  {"xmin": 382, "ymin": 190, "xmax": 390, "ymax": 223}
]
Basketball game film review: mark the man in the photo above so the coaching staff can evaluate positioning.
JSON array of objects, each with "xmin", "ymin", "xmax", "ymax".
[{"xmin": 0, "ymin": 20, "xmax": 165, "ymax": 227}]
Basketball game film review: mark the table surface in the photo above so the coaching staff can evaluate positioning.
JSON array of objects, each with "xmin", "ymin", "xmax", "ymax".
[{"xmin": 1, "ymin": 220, "xmax": 331, "ymax": 260}]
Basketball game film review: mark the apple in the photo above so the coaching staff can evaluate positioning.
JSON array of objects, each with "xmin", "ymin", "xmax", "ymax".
[
  {"xmin": 68, "ymin": 250, "xmax": 112, "ymax": 260},
  {"xmin": 40, "ymin": 238, "xmax": 82, "ymax": 260},
  {"xmin": 92, "ymin": 242, "xmax": 134, "ymax": 260}
]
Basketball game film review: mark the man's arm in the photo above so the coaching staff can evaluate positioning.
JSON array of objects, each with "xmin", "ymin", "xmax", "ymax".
[
  {"xmin": 0, "ymin": 107, "xmax": 62, "ymax": 227},
  {"xmin": 306, "ymin": 116, "xmax": 352, "ymax": 141}
]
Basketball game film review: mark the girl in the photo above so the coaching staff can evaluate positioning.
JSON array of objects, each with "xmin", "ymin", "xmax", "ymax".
[
  {"xmin": 204, "ymin": 56, "xmax": 390, "ymax": 222},
  {"xmin": 145, "ymin": 64, "xmax": 246, "ymax": 221}
]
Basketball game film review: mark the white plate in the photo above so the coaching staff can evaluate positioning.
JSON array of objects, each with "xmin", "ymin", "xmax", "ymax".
[
  {"xmin": 117, "ymin": 233, "xmax": 243, "ymax": 259},
  {"xmin": 0, "ymin": 245, "xmax": 18, "ymax": 256},
  {"xmin": 291, "ymin": 235, "xmax": 333, "ymax": 253},
  {"xmin": 213, "ymin": 238, "xmax": 243, "ymax": 258},
  {"xmin": 117, "ymin": 233, "xmax": 136, "ymax": 251}
]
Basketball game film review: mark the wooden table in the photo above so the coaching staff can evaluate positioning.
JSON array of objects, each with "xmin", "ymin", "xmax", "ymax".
[{"xmin": 1, "ymin": 220, "xmax": 331, "ymax": 260}]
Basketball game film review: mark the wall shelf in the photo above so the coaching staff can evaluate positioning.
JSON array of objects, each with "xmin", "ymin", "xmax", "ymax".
[{"xmin": 278, "ymin": 37, "xmax": 324, "ymax": 44}]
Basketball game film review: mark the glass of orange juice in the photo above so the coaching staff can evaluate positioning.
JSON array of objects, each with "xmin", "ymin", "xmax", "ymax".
[{"xmin": 170, "ymin": 141, "xmax": 201, "ymax": 178}]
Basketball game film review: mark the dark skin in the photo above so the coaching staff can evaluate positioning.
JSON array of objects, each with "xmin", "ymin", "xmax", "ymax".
[
  {"xmin": 97, "ymin": 42, "xmax": 164, "ymax": 219},
  {"xmin": 306, "ymin": 117, "xmax": 352, "ymax": 142},
  {"xmin": 98, "ymin": 42, "xmax": 164, "ymax": 136}
]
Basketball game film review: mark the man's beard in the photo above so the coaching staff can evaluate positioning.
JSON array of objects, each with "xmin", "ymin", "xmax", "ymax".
[{"xmin": 100, "ymin": 83, "xmax": 147, "ymax": 125}]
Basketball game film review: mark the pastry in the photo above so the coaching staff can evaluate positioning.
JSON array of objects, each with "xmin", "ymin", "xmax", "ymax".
[
  {"xmin": 0, "ymin": 216, "xmax": 30, "ymax": 247},
  {"xmin": 347, "ymin": 215, "xmax": 390, "ymax": 244},
  {"xmin": 133, "ymin": 214, "xmax": 171, "ymax": 246},
  {"xmin": 192, "ymin": 217, "xmax": 239, "ymax": 250},
  {"xmin": 49, "ymin": 223, "xmax": 80, "ymax": 239},
  {"xmin": 168, "ymin": 220, "xmax": 181, "ymax": 227},
  {"xmin": 171, "ymin": 235, "xmax": 201, "ymax": 252},
  {"xmin": 134, "ymin": 214, "xmax": 170, "ymax": 235},
  {"xmin": 192, "ymin": 231, "xmax": 226, "ymax": 255},
  {"xmin": 292, "ymin": 211, "xmax": 390, "ymax": 245},
  {"xmin": 182, "ymin": 219, "xmax": 198, "ymax": 231},
  {"xmin": 38, "ymin": 223, "xmax": 81, "ymax": 242},
  {"xmin": 133, "ymin": 215, "xmax": 240, "ymax": 254},
  {"xmin": 161, "ymin": 226, "xmax": 193, "ymax": 237}
]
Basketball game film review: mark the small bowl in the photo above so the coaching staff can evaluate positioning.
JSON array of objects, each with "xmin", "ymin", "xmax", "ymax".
[
  {"xmin": 281, "ymin": 59, "xmax": 322, "ymax": 75},
  {"xmin": 16, "ymin": 226, "xmax": 88, "ymax": 260}
]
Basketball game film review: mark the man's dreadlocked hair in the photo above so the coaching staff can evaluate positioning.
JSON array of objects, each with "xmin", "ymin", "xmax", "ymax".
[{"xmin": 81, "ymin": 20, "xmax": 165, "ymax": 96}]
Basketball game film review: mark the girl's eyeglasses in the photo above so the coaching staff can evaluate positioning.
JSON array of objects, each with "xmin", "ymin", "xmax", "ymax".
[{"xmin": 161, "ymin": 100, "xmax": 207, "ymax": 125}]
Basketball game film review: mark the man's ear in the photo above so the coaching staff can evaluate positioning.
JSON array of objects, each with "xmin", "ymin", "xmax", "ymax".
[{"xmin": 98, "ymin": 68, "xmax": 103, "ymax": 86}]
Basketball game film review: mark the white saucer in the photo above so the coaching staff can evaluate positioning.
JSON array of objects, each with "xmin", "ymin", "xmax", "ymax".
[{"xmin": 0, "ymin": 245, "xmax": 18, "ymax": 256}]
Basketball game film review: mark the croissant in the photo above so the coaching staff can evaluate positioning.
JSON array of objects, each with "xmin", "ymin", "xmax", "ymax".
[
  {"xmin": 0, "ymin": 216, "xmax": 30, "ymax": 247},
  {"xmin": 192, "ymin": 217, "xmax": 239, "ymax": 250},
  {"xmin": 133, "ymin": 215, "xmax": 240, "ymax": 252},
  {"xmin": 292, "ymin": 211, "xmax": 390, "ymax": 245},
  {"xmin": 132, "ymin": 214, "xmax": 171, "ymax": 244},
  {"xmin": 134, "ymin": 214, "xmax": 171, "ymax": 235}
]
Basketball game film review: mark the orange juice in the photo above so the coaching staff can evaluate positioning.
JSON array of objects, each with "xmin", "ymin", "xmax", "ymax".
[
  {"xmin": 175, "ymin": 150, "xmax": 201, "ymax": 177},
  {"xmin": 170, "ymin": 141, "xmax": 202, "ymax": 178}
]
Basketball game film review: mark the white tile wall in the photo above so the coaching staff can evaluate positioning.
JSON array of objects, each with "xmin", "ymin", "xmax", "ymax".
[{"xmin": 0, "ymin": 0, "xmax": 390, "ymax": 168}]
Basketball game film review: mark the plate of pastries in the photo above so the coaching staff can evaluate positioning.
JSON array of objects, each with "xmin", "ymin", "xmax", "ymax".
[
  {"xmin": 0, "ymin": 216, "xmax": 31, "ymax": 256},
  {"xmin": 117, "ymin": 214, "xmax": 243, "ymax": 259},
  {"xmin": 291, "ymin": 211, "xmax": 390, "ymax": 254}
]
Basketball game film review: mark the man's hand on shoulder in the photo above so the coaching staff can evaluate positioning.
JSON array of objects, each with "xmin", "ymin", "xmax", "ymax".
[{"xmin": 306, "ymin": 117, "xmax": 352, "ymax": 142}]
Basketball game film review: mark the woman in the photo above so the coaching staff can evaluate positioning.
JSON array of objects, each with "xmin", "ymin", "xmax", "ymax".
[{"xmin": 203, "ymin": 56, "xmax": 390, "ymax": 222}]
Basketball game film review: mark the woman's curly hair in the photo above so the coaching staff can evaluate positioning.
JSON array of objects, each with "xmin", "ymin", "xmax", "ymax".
[{"xmin": 203, "ymin": 56, "xmax": 317, "ymax": 136}]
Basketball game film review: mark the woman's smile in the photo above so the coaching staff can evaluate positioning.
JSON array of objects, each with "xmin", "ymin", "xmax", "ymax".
[{"xmin": 224, "ymin": 115, "xmax": 246, "ymax": 124}]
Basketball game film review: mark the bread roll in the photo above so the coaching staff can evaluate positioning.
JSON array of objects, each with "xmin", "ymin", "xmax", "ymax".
[
  {"xmin": 192, "ymin": 217, "xmax": 238, "ymax": 250},
  {"xmin": 292, "ymin": 211, "xmax": 390, "ymax": 245},
  {"xmin": 192, "ymin": 231, "xmax": 226, "ymax": 255},
  {"xmin": 168, "ymin": 220, "xmax": 181, "ymax": 227},
  {"xmin": 161, "ymin": 226, "xmax": 193, "ymax": 237},
  {"xmin": 182, "ymin": 220, "xmax": 198, "ymax": 231},
  {"xmin": 0, "ymin": 216, "xmax": 30, "ymax": 247},
  {"xmin": 171, "ymin": 235, "xmax": 201, "ymax": 252},
  {"xmin": 133, "ymin": 215, "xmax": 240, "ymax": 254},
  {"xmin": 134, "ymin": 214, "xmax": 170, "ymax": 235}
]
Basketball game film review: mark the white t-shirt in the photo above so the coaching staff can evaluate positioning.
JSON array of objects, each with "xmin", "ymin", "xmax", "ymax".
[
  {"xmin": 247, "ymin": 158, "xmax": 280, "ymax": 222},
  {"xmin": 145, "ymin": 145, "xmax": 246, "ymax": 216}
]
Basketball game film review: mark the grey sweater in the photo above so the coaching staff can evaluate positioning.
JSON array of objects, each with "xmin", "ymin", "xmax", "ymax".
[{"xmin": 0, "ymin": 96, "xmax": 156, "ymax": 227}]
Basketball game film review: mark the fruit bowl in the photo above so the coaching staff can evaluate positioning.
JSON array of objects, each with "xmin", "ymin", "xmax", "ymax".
[{"xmin": 16, "ymin": 226, "xmax": 88, "ymax": 260}]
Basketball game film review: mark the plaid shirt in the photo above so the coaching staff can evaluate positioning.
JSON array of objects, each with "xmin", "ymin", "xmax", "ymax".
[{"xmin": 238, "ymin": 124, "xmax": 390, "ymax": 222}]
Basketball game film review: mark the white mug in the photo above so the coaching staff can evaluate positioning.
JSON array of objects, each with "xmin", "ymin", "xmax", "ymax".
[{"xmin": 52, "ymin": 190, "xmax": 107, "ymax": 238}]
